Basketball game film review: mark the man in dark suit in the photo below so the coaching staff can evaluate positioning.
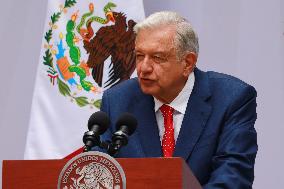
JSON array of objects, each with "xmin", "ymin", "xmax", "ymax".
[{"xmin": 99, "ymin": 11, "xmax": 257, "ymax": 188}]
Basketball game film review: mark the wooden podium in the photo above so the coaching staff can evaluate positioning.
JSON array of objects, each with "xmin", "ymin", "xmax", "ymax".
[{"xmin": 3, "ymin": 157, "xmax": 201, "ymax": 189}]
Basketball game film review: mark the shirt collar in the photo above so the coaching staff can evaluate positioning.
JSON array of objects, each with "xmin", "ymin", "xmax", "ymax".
[{"xmin": 154, "ymin": 71, "xmax": 195, "ymax": 114}]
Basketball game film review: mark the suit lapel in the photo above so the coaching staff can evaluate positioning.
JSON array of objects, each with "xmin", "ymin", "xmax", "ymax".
[
  {"xmin": 174, "ymin": 68, "xmax": 212, "ymax": 160},
  {"xmin": 131, "ymin": 88, "xmax": 162, "ymax": 157}
]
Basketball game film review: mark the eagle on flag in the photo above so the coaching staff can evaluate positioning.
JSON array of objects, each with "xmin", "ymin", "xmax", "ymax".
[{"xmin": 83, "ymin": 11, "xmax": 137, "ymax": 88}]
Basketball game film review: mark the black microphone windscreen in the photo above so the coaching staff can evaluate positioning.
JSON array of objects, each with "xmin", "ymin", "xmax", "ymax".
[
  {"xmin": 116, "ymin": 112, "xmax": 137, "ymax": 135},
  {"xmin": 88, "ymin": 111, "xmax": 110, "ymax": 134}
]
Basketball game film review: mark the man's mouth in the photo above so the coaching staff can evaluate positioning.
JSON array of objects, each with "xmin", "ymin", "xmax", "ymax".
[{"xmin": 140, "ymin": 77, "xmax": 155, "ymax": 84}]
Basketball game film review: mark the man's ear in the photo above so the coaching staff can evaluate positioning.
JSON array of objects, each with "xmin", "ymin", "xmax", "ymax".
[{"xmin": 183, "ymin": 52, "xmax": 197, "ymax": 77}]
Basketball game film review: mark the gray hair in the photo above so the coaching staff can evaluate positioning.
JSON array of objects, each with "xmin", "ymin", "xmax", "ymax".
[{"xmin": 134, "ymin": 11, "xmax": 199, "ymax": 59}]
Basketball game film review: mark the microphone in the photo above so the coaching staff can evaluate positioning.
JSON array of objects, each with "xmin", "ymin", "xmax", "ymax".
[
  {"xmin": 108, "ymin": 112, "xmax": 137, "ymax": 156},
  {"xmin": 83, "ymin": 111, "xmax": 110, "ymax": 152}
]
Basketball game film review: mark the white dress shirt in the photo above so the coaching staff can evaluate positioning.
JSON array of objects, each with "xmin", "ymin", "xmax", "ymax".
[{"xmin": 153, "ymin": 72, "xmax": 195, "ymax": 144}]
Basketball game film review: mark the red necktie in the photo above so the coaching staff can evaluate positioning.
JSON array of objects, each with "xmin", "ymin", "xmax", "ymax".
[{"xmin": 160, "ymin": 104, "xmax": 175, "ymax": 157}]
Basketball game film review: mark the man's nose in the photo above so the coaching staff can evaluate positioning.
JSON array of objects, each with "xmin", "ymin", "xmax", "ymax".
[{"xmin": 140, "ymin": 56, "xmax": 153, "ymax": 73}]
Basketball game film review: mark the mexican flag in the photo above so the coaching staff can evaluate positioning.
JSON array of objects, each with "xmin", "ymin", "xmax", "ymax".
[{"xmin": 24, "ymin": 0, "xmax": 145, "ymax": 159}]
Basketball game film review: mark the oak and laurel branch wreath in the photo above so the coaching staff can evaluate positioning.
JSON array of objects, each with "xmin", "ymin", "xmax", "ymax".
[{"xmin": 42, "ymin": 0, "xmax": 101, "ymax": 108}]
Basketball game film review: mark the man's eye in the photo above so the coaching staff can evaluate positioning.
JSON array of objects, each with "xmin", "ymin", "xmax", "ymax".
[
  {"xmin": 136, "ymin": 54, "xmax": 144, "ymax": 61},
  {"xmin": 153, "ymin": 55, "xmax": 166, "ymax": 63}
]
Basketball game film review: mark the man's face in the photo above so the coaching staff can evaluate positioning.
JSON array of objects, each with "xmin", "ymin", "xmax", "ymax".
[{"xmin": 135, "ymin": 25, "xmax": 196, "ymax": 103}]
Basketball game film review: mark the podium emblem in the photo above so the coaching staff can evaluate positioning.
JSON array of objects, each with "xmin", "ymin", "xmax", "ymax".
[{"xmin": 58, "ymin": 151, "xmax": 126, "ymax": 189}]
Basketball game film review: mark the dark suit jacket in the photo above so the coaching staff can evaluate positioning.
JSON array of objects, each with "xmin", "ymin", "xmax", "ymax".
[{"xmin": 99, "ymin": 68, "xmax": 257, "ymax": 189}]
